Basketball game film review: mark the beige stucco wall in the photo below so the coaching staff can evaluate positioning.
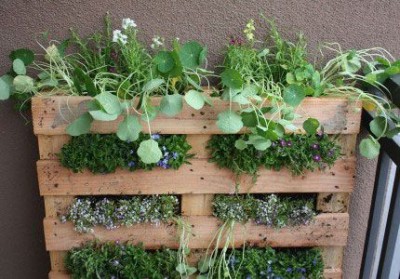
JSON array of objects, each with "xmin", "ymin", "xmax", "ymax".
[{"xmin": 1, "ymin": 1, "xmax": 398, "ymax": 278}]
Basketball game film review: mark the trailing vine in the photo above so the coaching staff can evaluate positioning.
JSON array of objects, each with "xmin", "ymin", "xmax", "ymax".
[{"xmin": 59, "ymin": 133, "xmax": 193, "ymax": 173}]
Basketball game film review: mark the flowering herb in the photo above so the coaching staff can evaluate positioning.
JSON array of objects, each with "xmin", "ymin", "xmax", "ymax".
[
  {"xmin": 61, "ymin": 195, "xmax": 179, "ymax": 233},
  {"xmin": 207, "ymin": 132, "xmax": 341, "ymax": 177},
  {"xmin": 65, "ymin": 242, "xmax": 181, "ymax": 279},
  {"xmin": 59, "ymin": 133, "xmax": 193, "ymax": 173},
  {"xmin": 213, "ymin": 194, "xmax": 316, "ymax": 227},
  {"xmin": 198, "ymin": 247, "xmax": 324, "ymax": 279}
]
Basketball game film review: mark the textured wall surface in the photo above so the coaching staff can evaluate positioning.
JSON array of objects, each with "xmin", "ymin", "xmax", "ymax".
[{"xmin": 1, "ymin": 1, "xmax": 399, "ymax": 278}]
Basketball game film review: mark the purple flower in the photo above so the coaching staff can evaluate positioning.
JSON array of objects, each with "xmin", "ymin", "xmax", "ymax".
[
  {"xmin": 172, "ymin": 152, "xmax": 179, "ymax": 159},
  {"xmin": 279, "ymin": 139, "xmax": 287, "ymax": 147},
  {"xmin": 108, "ymin": 66, "xmax": 117, "ymax": 73},
  {"xmin": 311, "ymin": 143, "xmax": 320, "ymax": 150},
  {"xmin": 151, "ymin": 134, "xmax": 161, "ymax": 140},
  {"xmin": 271, "ymin": 141, "xmax": 277, "ymax": 148},
  {"xmin": 328, "ymin": 148, "xmax": 335, "ymax": 157},
  {"xmin": 229, "ymin": 37, "xmax": 236, "ymax": 45},
  {"xmin": 317, "ymin": 131, "xmax": 324, "ymax": 139},
  {"xmin": 163, "ymin": 151, "xmax": 170, "ymax": 157},
  {"xmin": 286, "ymin": 267, "xmax": 293, "ymax": 273},
  {"xmin": 267, "ymin": 266, "xmax": 272, "ymax": 273},
  {"xmin": 312, "ymin": 259, "xmax": 317, "ymax": 266},
  {"xmin": 313, "ymin": 155, "xmax": 321, "ymax": 162},
  {"xmin": 299, "ymin": 268, "xmax": 306, "ymax": 273},
  {"xmin": 128, "ymin": 161, "xmax": 135, "ymax": 168},
  {"xmin": 287, "ymin": 141, "xmax": 292, "ymax": 147}
]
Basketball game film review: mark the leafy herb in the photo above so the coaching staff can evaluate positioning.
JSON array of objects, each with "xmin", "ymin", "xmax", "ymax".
[
  {"xmin": 59, "ymin": 133, "xmax": 193, "ymax": 173},
  {"xmin": 61, "ymin": 195, "xmax": 179, "ymax": 233},
  {"xmin": 65, "ymin": 242, "xmax": 181, "ymax": 279},
  {"xmin": 199, "ymin": 247, "xmax": 324, "ymax": 279},
  {"xmin": 213, "ymin": 194, "xmax": 316, "ymax": 227},
  {"xmin": 207, "ymin": 133, "xmax": 341, "ymax": 176}
]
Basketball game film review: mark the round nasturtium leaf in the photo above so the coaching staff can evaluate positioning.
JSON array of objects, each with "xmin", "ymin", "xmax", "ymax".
[
  {"xmin": 179, "ymin": 41, "xmax": 203, "ymax": 69},
  {"xmin": 359, "ymin": 137, "xmax": 380, "ymax": 159},
  {"xmin": 369, "ymin": 116, "xmax": 387, "ymax": 138},
  {"xmin": 160, "ymin": 94, "xmax": 183, "ymax": 116},
  {"xmin": 13, "ymin": 59, "xmax": 26, "ymax": 75},
  {"xmin": 154, "ymin": 51, "xmax": 175, "ymax": 73},
  {"xmin": 94, "ymin": 91, "xmax": 121, "ymax": 115},
  {"xmin": 234, "ymin": 139, "xmax": 247, "ymax": 150},
  {"xmin": 220, "ymin": 69, "xmax": 243, "ymax": 89},
  {"xmin": 9, "ymin": 48, "xmax": 35, "ymax": 65},
  {"xmin": 137, "ymin": 139, "xmax": 163, "ymax": 164},
  {"xmin": 184, "ymin": 90, "xmax": 205, "ymax": 110},
  {"xmin": 13, "ymin": 75, "xmax": 35, "ymax": 92},
  {"xmin": 66, "ymin": 112, "xmax": 93, "ymax": 136},
  {"xmin": 303, "ymin": 118, "xmax": 320, "ymax": 135},
  {"xmin": 216, "ymin": 110, "xmax": 243, "ymax": 133},
  {"xmin": 117, "ymin": 115, "xmax": 142, "ymax": 142},
  {"xmin": 283, "ymin": 84, "xmax": 305, "ymax": 107},
  {"xmin": 0, "ymin": 77, "xmax": 11, "ymax": 100},
  {"xmin": 89, "ymin": 110, "xmax": 119, "ymax": 121}
]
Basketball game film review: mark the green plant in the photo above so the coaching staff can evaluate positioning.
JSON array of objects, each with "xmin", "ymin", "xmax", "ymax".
[
  {"xmin": 213, "ymin": 194, "xmax": 316, "ymax": 227},
  {"xmin": 207, "ymin": 132, "xmax": 340, "ymax": 177},
  {"xmin": 198, "ymin": 247, "xmax": 324, "ymax": 279},
  {"xmin": 216, "ymin": 18, "xmax": 399, "ymax": 159},
  {"xmin": 59, "ymin": 133, "xmax": 193, "ymax": 173},
  {"xmin": 61, "ymin": 195, "xmax": 179, "ymax": 233},
  {"xmin": 65, "ymin": 241, "xmax": 181, "ymax": 279}
]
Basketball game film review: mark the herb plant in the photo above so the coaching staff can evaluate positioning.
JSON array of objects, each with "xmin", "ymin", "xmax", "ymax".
[
  {"xmin": 207, "ymin": 132, "xmax": 341, "ymax": 177},
  {"xmin": 65, "ymin": 242, "xmax": 181, "ymax": 279},
  {"xmin": 213, "ymin": 194, "xmax": 316, "ymax": 227},
  {"xmin": 59, "ymin": 133, "xmax": 193, "ymax": 173},
  {"xmin": 198, "ymin": 247, "xmax": 324, "ymax": 279},
  {"xmin": 61, "ymin": 195, "xmax": 179, "ymax": 233},
  {"xmin": 216, "ymin": 18, "xmax": 399, "ymax": 159}
]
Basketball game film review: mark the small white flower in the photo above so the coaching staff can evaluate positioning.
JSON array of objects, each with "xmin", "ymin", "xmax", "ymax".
[
  {"xmin": 122, "ymin": 18, "xmax": 137, "ymax": 29},
  {"xmin": 112, "ymin": 29, "xmax": 128, "ymax": 45},
  {"xmin": 151, "ymin": 36, "xmax": 164, "ymax": 49}
]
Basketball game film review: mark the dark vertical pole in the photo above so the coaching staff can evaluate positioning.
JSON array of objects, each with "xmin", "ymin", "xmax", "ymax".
[
  {"xmin": 360, "ymin": 152, "xmax": 392, "ymax": 279},
  {"xmin": 378, "ymin": 167, "xmax": 400, "ymax": 278}
]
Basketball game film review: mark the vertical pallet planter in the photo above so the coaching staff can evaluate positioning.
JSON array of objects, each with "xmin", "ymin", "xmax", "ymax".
[{"xmin": 32, "ymin": 95, "xmax": 361, "ymax": 279}]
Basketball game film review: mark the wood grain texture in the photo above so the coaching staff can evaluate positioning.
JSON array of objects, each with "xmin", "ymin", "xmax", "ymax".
[
  {"xmin": 181, "ymin": 194, "xmax": 214, "ymax": 216},
  {"xmin": 49, "ymin": 269, "xmax": 342, "ymax": 279},
  {"xmin": 32, "ymin": 96, "xmax": 361, "ymax": 135},
  {"xmin": 37, "ymin": 158, "xmax": 356, "ymax": 196},
  {"xmin": 44, "ymin": 213, "xmax": 348, "ymax": 251}
]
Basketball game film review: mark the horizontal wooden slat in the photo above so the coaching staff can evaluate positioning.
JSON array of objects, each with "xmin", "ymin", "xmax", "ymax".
[
  {"xmin": 32, "ymin": 96, "xmax": 361, "ymax": 135},
  {"xmin": 37, "ymin": 158, "xmax": 356, "ymax": 195},
  {"xmin": 49, "ymin": 269, "xmax": 342, "ymax": 279},
  {"xmin": 44, "ymin": 213, "xmax": 348, "ymax": 251}
]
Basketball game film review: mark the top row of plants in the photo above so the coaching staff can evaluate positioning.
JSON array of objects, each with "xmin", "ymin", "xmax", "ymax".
[{"xmin": 0, "ymin": 14, "xmax": 399, "ymax": 162}]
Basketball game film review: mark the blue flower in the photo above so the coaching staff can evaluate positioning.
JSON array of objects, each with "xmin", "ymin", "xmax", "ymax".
[
  {"xmin": 162, "ymin": 146, "xmax": 167, "ymax": 151},
  {"xmin": 245, "ymin": 275, "xmax": 252, "ymax": 279},
  {"xmin": 129, "ymin": 149, "xmax": 135, "ymax": 155},
  {"xmin": 286, "ymin": 267, "xmax": 293, "ymax": 273},
  {"xmin": 151, "ymin": 134, "xmax": 161, "ymax": 140},
  {"xmin": 267, "ymin": 266, "xmax": 272, "ymax": 273},
  {"xmin": 111, "ymin": 259, "xmax": 120, "ymax": 267},
  {"xmin": 172, "ymin": 152, "xmax": 179, "ymax": 159},
  {"xmin": 163, "ymin": 151, "xmax": 170, "ymax": 157},
  {"xmin": 128, "ymin": 161, "xmax": 135, "ymax": 168},
  {"xmin": 312, "ymin": 259, "xmax": 317, "ymax": 266}
]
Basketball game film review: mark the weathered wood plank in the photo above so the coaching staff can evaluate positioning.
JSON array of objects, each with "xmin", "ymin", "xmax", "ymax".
[
  {"xmin": 44, "ymin": 213, "xmax": 348, "ymax": 251},
  {"xmin": 49, "ymin": 269, "xmax": 342, "ymax": 279},
  {"xmin": 181, "ymin": 194, "xmax": 214, "ymax": 216},
  {"xmin": 317, "ymin": 193, "xmax": 350, "ymax": 213},
  {"xmin": 322, "ymin": 247, "xmax": 344, "ymax": 269},
  {"xmin": 37, "ymin": 158, "xmax": 356, "ymax": 196},
  {"xmin": 32, "ymin": 96, "xmax": 361, "ymax": 135}
]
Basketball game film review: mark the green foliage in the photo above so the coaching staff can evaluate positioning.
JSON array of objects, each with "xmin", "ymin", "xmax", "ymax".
[
  {"xmin": 207, "ymin": 133, "xmax": 341, "ymax": 176},
  {"xmin": 62, "ymin": 195, "xmax": 178, "ymax": 233},
  {"xmin": 198, "ymin": 247, "xmax": 324, "ymax": 279},
  {"xmin": 213, "ymin": 194, "xmax": 316, "ymax": 227},
  {"xmin": 59, "ymin": 133, "xmax": 193, "ymax": 173},
  {"xmin": 65, "ymin": 242, "xmax": 181, "ymax": 279}
]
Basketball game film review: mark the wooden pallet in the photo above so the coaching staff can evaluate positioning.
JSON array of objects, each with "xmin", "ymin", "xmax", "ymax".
[{"xmin": 32, "ymin": 95, "xmax": 361, "ymax": 278}]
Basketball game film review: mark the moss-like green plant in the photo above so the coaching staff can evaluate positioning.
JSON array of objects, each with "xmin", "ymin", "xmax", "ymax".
[
  {"xmin": 59, "ymin": 133, "xmax": 193, "ymax": 173},
  {"xmin": 207, "ymin": 133, "xmax": 341, "ymax": 177},
  {"xmin": 198, "ymin": 247, "xmax": 324, "ymax": 279}
]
